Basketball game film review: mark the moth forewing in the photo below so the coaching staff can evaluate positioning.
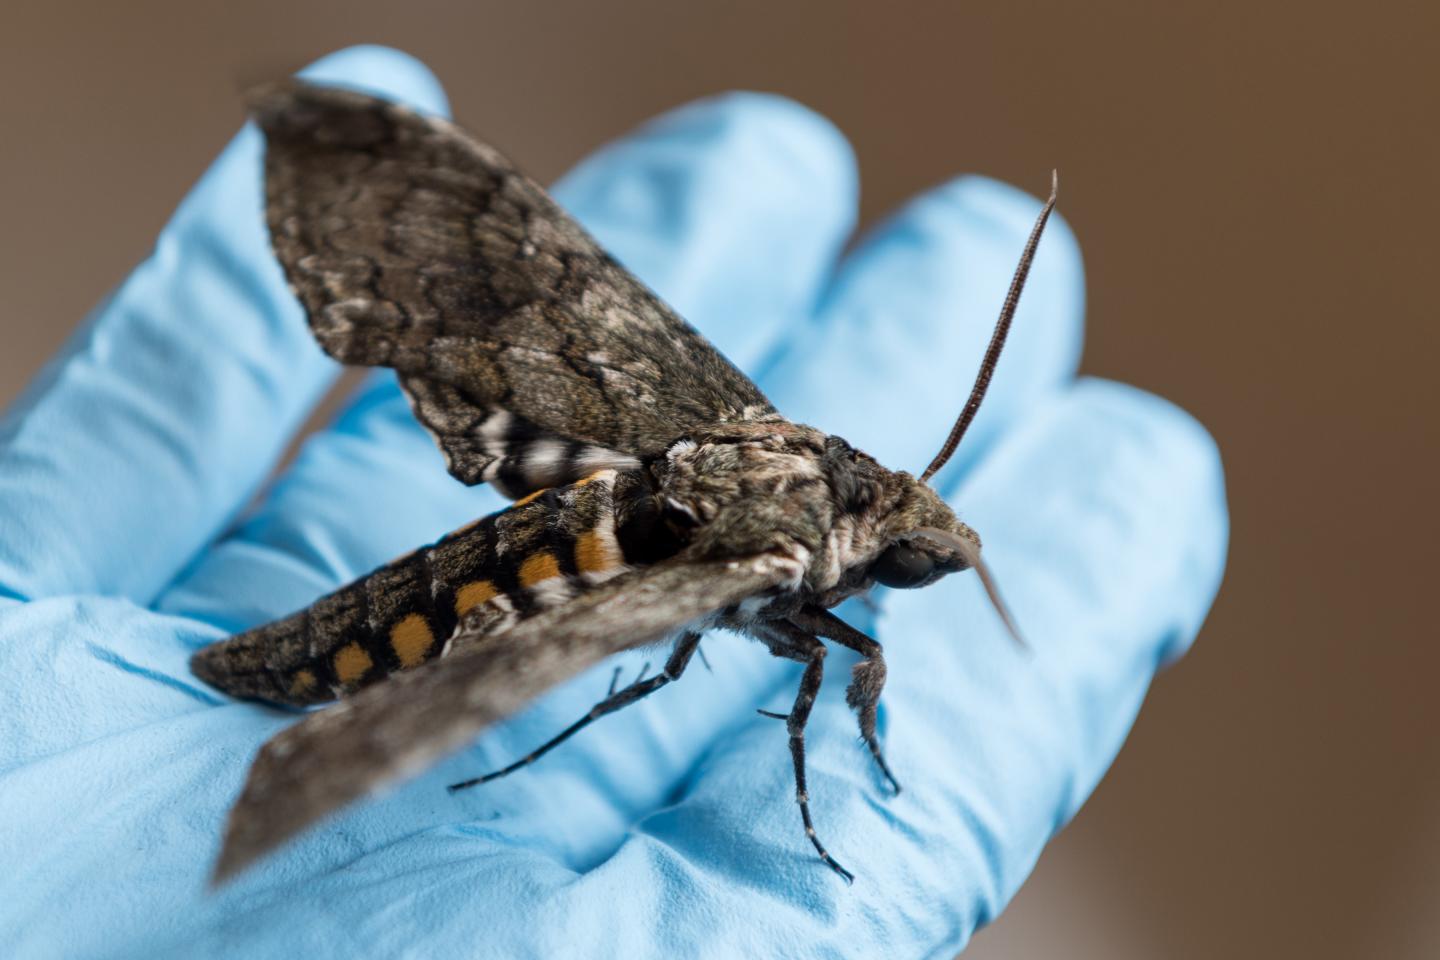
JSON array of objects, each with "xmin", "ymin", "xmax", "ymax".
[{"xmin": 196, "ymin": 80, "xmax": 1058, "ymax": 886}]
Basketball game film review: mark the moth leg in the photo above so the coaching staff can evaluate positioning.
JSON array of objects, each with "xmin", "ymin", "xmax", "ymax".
[
  {"xmin": 791, "ymin": 607, "xmax": 901, "ymax": 795},
  {"xmin": 448, "ymin": 631, "xmax": 702, "ymax": 792},
  {"xmin": 759, "ymin": 625, "xmax": 854, "ymax": 884}
]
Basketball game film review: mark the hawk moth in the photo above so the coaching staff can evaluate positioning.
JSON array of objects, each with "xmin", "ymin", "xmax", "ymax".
[{"xmin": 192, "ymin": 80, "xmax": 1058, "ymax": 886}]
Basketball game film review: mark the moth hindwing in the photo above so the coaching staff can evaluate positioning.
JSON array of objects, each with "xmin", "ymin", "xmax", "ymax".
[{"xmin": 193, "ymin": 80, "xmax": 1058, "ymax": 886}]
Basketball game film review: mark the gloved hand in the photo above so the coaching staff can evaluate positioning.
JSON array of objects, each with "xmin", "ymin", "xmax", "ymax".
[{"xmin": 0, "ymin": 46, "xmax": 1227, "ymax": 959}]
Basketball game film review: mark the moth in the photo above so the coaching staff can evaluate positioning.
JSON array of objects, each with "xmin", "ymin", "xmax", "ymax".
[{"xmin": 192, "ymin": 80, "xmax": 1057, "ymax": 886}]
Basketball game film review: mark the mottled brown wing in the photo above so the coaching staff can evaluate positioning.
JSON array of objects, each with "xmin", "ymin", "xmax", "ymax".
[
  {"xmin": 211, "ymin": 549, "xmax": 800, "ymax": 885},
  {"xmin": 251, "ymin": 81, "xmax": 779, "ymax": 493}
]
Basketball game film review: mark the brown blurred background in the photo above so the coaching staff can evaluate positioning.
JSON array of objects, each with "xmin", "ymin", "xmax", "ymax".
[{"xmin": 2, "ymin": 2, "xmax": 1436, "ymax": 956}]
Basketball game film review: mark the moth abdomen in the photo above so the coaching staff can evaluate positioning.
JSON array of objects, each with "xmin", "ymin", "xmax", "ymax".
[
  {"xmin": 193, "ymin": 468, "xmax": 655, "ymax": 706},
  {"xmin": 191, "ymin": 540, "xmax": 464, "ymax": 706}
]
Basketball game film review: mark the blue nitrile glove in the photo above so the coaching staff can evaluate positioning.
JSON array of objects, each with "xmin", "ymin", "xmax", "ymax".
[{"xmin": 0, "ymin": 46, "xmax": 1227, "ymax": 959}]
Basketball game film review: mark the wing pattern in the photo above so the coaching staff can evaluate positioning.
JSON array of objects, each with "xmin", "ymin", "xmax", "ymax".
[{"xmin": 252, "ymin": 81, "xmax": 779, "ymax": 491}]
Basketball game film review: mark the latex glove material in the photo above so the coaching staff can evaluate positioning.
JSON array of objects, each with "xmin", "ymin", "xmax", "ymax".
[{"xmin": 0, "ymin": 46, "xmax": 1228, "ymax": 959}]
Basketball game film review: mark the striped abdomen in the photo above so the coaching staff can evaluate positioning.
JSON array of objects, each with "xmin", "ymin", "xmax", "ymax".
[{"xmin": 191, "ymin": 468, "xmax": 675, "ymax": 706}]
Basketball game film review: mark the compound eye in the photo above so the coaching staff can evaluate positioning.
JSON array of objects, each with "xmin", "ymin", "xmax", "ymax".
[{"xmin": 870, "ymin": 542, "xmax": 936, "ymax": 589}]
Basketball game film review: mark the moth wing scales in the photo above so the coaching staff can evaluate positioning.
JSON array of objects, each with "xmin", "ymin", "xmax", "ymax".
[{"xmin": 252, "ymin": 81, "xmax": 783, "ymax": 500}]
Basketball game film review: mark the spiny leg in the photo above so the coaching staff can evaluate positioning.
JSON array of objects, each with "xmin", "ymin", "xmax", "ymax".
[
  {"xmin": 759, "ymin": 625, "xmax": 854, "ymax": 884},
  {"xmin": 791, "ymin": 607, "xmax": 900, "ymax": 795},
  {"xmin": 448, "ymin": 632, "xmax": 700, "ymax": 792}
]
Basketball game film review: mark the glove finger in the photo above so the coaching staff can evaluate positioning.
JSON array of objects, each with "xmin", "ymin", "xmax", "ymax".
[
  {"xmin": 0, "ymin": 46, "xmax": 448, "ymax": 604},
  {"xmin": 759, "ymin": 175, "xmax": 1084, "ymax": 480}
]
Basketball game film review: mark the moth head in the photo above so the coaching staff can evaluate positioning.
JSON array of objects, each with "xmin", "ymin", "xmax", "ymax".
[
  {"xmin": 868, "ymin": 517, "xmax": 978, "ymax": 591},
  {"xmin": 869, "ymin": 504, "xmax": 1026, "ymax": 652},
  {"xmin": 867, "ymin": 172, "xmax": 1059, "ymax": 651}
]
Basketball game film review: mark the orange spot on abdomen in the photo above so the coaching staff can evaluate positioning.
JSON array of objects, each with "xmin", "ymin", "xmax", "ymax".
[
  {"xmin": 575, "ymin": 529, "xmax": 621, "ymax": 575},
  {"xmin": 333, "ymin": 643, "xmax": 374, "ymax": 686},
  {"xmin": 519, "ymin": 551, "xmax": 561, "ymax": 587},
  {"xmin": 288, "ymin": 669, "xmax": 317, "ymax": 697},
  {"xmin": 455, "ymin": 579, "xmax": 499, "ymax": 616},
  {"xmin": 390, "ymin": 613, "xmax": 435, "ymax": 668}
]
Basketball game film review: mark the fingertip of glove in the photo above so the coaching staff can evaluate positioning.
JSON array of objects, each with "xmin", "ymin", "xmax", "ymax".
[
  {"xmin": 549, "ymin": 90, "xmax": 858, "ymax": 360},
  {"xmin": 705, "ymin": 91, "xmax": 857, "ymax": 193},
  {"xmin": 637, "ymin": 91, "xmax": 858, "ymax": 217},
  {"xmin": 1069, "ymin": 378, "xmax": 1230, "ymax": 657},
  {"xmin": 1068, "ymin": 378, "xmax": 1224, "ymax": 499},
  {"xmin": 297, "ymin": 45, "xmax": 451, "ymax": 119},
  {"xmin": 929, "ymin": 174, "xmax": 1083, "ymax": 293}
]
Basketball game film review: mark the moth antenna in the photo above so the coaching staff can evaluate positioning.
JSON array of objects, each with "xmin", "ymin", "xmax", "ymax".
[
  {"xmin": 910, "ymin": 527, "xmax": 1030, "ymax": 653},
  {"xmin": 920, "ymin": 170, "xmax": 1060, "ymax": 483}
]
